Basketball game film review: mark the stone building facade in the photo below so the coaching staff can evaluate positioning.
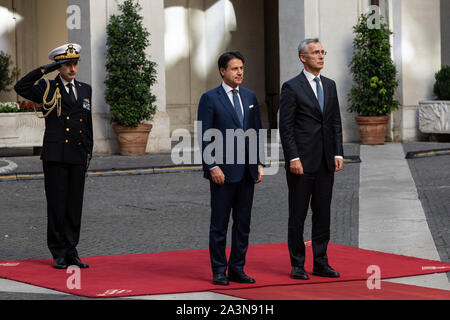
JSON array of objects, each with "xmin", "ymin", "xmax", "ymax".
[{"xmin": 0, "ymin": 0, "xmax": 448, "ymax": 154}]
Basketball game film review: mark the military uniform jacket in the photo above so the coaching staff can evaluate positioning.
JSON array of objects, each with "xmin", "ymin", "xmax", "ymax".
[{"xmin": 15, "ymin": 68, "xmax": 93, "ymax": 165}]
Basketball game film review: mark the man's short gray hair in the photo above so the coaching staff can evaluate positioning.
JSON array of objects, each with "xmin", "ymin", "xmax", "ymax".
[{"xmin": 298, "ymin": 38, "xmax": 320, "ymax": 54}]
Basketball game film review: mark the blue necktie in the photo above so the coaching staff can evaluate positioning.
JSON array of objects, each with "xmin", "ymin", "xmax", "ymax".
[
  {"xmin": 232, "ymin": 89, "xmax": 244, "ymax": 127},
  {"xmin": 314, "ymin": 77, "xmax": 324, "ymax": 113}
]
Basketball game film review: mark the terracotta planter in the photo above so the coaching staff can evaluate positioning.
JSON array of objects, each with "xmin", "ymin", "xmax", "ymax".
[
  {"xmin": 113, "ymin": 123, "xmax": 153, "ymax": 155},
  {"xmin": 355, "ymin": 115, "xmax": 390, "ymax": 145}
]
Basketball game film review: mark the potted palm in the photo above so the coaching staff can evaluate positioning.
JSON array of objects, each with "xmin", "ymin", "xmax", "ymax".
[
  {"xmin": 348, "ymin": 11, "xmax": 400, "ymax": 145},
  {"xmin": 418, "ymin": 65, "xmax": 450, "ymax": 137},
  {"xmin": 105, "ymin": 0, "xmax": 158, "ymax": 155}
]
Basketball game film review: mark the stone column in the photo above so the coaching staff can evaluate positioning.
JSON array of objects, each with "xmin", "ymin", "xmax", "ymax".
[
  {"xmin": 442, "ymin": 0, "xmax": 450, "ymax": 66},
  {"xmin": 67, "ymin": 0, "xmax": 91, "ymax": 85},
  {"xmin": 0, "ymin": 0, "xmax": 17, "ymax": 102},
  {"xmin": 278, "ymin": 0, "xmax": 305, "ymax": 85},
  {"xmin": 140, "ymin": 0, "xmax": 171, "ymax": 153},
  {"xmin": 391, "ymin": 0, "xmax": 441, "ymax": 141}
]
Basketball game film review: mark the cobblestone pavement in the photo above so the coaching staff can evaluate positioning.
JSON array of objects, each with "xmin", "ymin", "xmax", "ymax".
[
  {"xmin": 0, "ymin": 144, "xmax": 360, "ymax": 262},
  {"xmin": 403, "ymin": 142, "xmax": 450, "ymax": 281},
  {"xmin": 2, "ymin": 142, "xmax": 450, "ymax": 299}
]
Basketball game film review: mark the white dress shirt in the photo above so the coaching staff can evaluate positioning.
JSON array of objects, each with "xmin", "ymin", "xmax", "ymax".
[
  {"xmin": 60, "ymin": 77, "xmax": 78, "ymax": 100},
  {"xmin": 222, "ymin": 81, "xmax": 244, "ymax": 116},
  {"xmin": 303, "ymin": 69, "xmax": 323, "ymax": 99},
  {"xmin": 290, "ymin": 70, "xmax": 343, "ymax": 162}
]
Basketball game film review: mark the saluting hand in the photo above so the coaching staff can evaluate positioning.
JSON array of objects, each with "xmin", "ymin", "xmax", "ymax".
[{"xmin": 40, "ymin": 60, "xmax": 65, "ymax": 74}]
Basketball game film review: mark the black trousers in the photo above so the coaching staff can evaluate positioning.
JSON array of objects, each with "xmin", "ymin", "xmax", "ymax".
[
  {"xmin": 286, "ymin": 157, "xmax": 334, "ymax": 268},
  {"xmin": 209, "ymin": 168, "xmax": 255, "ymax": 274},
  {"xmin": 43, "ymin": 161, "xmax": 87, "ymax": 259}
]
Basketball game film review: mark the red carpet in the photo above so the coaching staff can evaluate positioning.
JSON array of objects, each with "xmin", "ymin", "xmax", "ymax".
[
  {"xmin": 214, "ymin": 281, "xmax": 450, "ymax": 300},
  {"xmin": 0, "ymin": 243, "xmax": 449, "ymax": 298}
]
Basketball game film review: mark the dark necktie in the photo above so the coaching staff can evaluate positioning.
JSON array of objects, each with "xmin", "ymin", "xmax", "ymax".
[
  {"xmin": 232, "ymin": 89, "xmax": 244, "ymax": 127},
  {"xmin": 314, "ymin": 77, "xmax": 324, "ymax": 113},
  {"xmin": 67, "ymin": 83, "xmax": 76, "ymax": 104}
]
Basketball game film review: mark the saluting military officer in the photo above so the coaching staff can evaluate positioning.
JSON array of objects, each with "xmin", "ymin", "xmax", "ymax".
[{"xmin": 14, "ymin": 43, "xmax": 93, "ymax": 269}]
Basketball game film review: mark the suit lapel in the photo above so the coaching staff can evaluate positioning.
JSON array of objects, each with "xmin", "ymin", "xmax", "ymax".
[
  {"xmin": 240, "ymin": 89, "xmax": 250, "ymax": 130},
  {"xmin": 55, "ymin": 76, "xmax": 72, "ymax": 113},
  {"xmin": 217, "ymin": 86, "xmax": 243, "ymax": 128},
  {"xmin": 322, "ymin": 77, "xmax": 330, "ymax": 115},
  {"xmin": 74, "ymin": 80, "xmax": 83, "ymax": 103},
  {"xmin": 298, "ymin": 72, "xmax": 323, "ymax": 115}
]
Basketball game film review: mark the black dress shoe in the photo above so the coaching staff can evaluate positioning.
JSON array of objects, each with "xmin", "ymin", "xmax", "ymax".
[
  {"xmin": 53, "ymin": 258, "xmax": 68, "ymax": 269},
  {"xmin": 67, "ymin": 256, "xmax": 89, "ymax": 268},
  {"xmin": 290, "ymin": 266, "xmax": 309, "ymax": 280},
  {"xmin": 228, "ymin": 270, "xmax": 255, "ymax": 284},
  {"xmin": 213, "ymin": 273, "xmax": 229, "ymax": 285},
  {"xmin": 312, "ymin": 264, "xmax": 340, "ymax": 278}
]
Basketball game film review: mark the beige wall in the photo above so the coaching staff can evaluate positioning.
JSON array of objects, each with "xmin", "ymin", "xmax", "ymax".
[
  {"xmin": 443, "ymin": 0, "xmax": 450, "ymax": 66},
  {"xmin": 392, "ymin": 0, "xmax": 441, "ymax": 141},
  {"xmin": 36, "ymin": 0, "xmax": 68, "ymax": 67},
  {"xmin": 280, "ymin": 0, "xmax": 441, "ymax": 142},
  {"xmin": 164, "ymin": 0, "xmax": 266, "ymax": 134},
  {"xmin": 282, "ymin": 0, "xmax": 361, "ymax": 142},
  {"xmin": 89, "ymin": 0, "xmax": 170, "ymax": 154},
  {"xmin": 0, "ymin": 0, "xmax": 16, "ymax": 101},
  {"xmin": 394, "ymin": 0, "xmax": 441, "ymax": 106},
  {"xmin": 228, "ymin": 0, "xmax": 266, "ymax": 121},
  {"xmin": 164, "ymin": 0, "xmax": 195, "ymax": 133},
  {"xmin": 0, "ymin": 0, "xmax": 67, "ymax": 102}
]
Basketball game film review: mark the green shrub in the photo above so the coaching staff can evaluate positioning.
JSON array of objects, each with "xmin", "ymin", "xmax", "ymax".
[
  {"xmin": 0, "ymin": 102, "xmax": 20, "ymax": 113},
  {"xmin": 348, "ymin": 11, "xmax": 400, "ymax": 116},
  {"xmin": 0, "ymin": 51, "xmax": 19, "ymax": 94},
  {"xmin": 105, "ymin": 0, "xmax": 157, "ymax": 127},
  {"xmin": 433, "ymin": 65, "xmax": 450, "ymax": 100}
]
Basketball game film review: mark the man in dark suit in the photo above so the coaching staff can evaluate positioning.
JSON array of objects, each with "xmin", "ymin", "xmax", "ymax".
[
  {"xmin": 14, "ymin": 43, "xmax": 93, "ymax": 269},
  {"xmin": 279, "ymin": 38, "xmax": 344, "ymax": 280},
  {"xmin": 198, "ymin": 51, "xmax": 264, "ymax": 285}
]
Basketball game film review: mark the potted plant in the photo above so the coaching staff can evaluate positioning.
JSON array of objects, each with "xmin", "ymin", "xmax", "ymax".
[
  {"xmin": 0, "ymin": 50, "xmax": 19, "ymax": 95},
  {"xmin": 105, "ymin": 0, "xmax": 158, "ymax": 155},
  {"xmin": 348, "ymin": 11, "xmax": 400, "ymax": 145},
  {"xmin": 418, "ymin": 65, "xmax": 450, "ymax": 138}
]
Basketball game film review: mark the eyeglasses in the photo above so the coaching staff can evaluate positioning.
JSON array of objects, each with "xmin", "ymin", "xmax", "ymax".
[{"xmin": 303, "ymin": 50, "xmax": 327, "ymax": 56}]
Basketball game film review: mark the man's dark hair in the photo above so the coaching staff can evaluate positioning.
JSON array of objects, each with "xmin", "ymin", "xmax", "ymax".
[{"xmin": 218, "ymin": 51, "xmax": 245, "ymax": 77}]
